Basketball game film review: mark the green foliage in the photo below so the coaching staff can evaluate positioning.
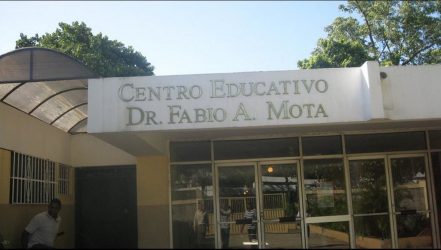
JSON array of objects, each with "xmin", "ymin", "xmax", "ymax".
[
  {"xmin": 15, "ymin": 33, "xmax": 40, "ymax": 48},
  {"xmin": 297, "ymin": 38, "xmax": 373, "ymax": 69},
  {"xmin": 15, "ymin": 21, "xmax": 154, "ymax": 77},
  {"xmin": 298, "ymin": 0, "xmax": 441, "ymax": 69}
]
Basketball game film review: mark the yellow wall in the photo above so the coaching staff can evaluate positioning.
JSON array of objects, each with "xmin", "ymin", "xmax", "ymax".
[
  {"xmin": 0, "ymin": 148, "xmax": 75, "ymax": 248},
  {"xmin": 137, "ymin": 155, "xmax": 170, "ymax": 248},
  {"xmin": 0, "ymin": 148, "xmax": 10, "ymax": 205}
]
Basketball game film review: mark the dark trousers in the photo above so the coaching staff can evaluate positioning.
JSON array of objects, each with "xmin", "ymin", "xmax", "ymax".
[
  {"xmin": 221, "ymin": 228, "xmax": 230, "ymax": 248},
  {"xmin": 247, "ymin": 228, "xmax": 257, "ymax": 241}
]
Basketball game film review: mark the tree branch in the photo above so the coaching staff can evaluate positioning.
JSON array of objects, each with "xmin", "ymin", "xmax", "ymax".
[
  {"xmin": 354, "ymin": 0, "xmax": 380, "ymax": 61},
  {"xmin": 402, "ymin": 42, "xmax": 436, "ymax": 65}
]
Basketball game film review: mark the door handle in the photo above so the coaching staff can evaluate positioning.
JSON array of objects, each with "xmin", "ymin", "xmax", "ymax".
[
  {"xmin": 399, "ymin": 209, "xmax": 417, "ymax": 215},
  {"xmin": 279, "ymin": 216, "xmax": 297, "ymax": 223},
  {"xmin": 236, "ymin": 218, "xmax": 253, "ymax": 224},
  {"xmin": 262, "ymin": 219, "xmax": 280, "ymax": 223}
]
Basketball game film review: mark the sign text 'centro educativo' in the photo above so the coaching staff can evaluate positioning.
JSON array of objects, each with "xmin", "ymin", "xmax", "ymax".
[{"xmin": 117, "ymin": 79, "xmax": 330, "ymax": 126}]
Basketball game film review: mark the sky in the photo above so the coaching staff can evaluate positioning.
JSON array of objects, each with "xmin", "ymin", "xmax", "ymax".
[{"xmin": 0, "ymin": 1, "xmax": 346, "ymax": 76}]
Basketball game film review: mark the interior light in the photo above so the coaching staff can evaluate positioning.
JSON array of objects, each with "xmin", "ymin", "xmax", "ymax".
[{"xmin": 267, "ymin": 166, "xmax": 273, "ymax": 173}]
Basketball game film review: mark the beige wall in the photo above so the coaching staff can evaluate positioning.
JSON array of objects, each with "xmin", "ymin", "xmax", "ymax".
[
  {"xmin": 137, "ymin": 155, "xmax": 170, "ymax": 248},
  {"xmin": 0, "ymin": 102, "xmax": 134, "ymax": 167},
  {"xmin": 0, "ymin": 102, "xmax": 71, "ymax": 164},
  {"xmin": 70, "ymin": 133, "xmax": 136, "ymax": 167}
]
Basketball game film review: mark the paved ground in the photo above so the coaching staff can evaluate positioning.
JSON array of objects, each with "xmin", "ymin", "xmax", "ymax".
[{"xmin": 225, "ymin": 231, "xmax": 349, "ymax": 249}]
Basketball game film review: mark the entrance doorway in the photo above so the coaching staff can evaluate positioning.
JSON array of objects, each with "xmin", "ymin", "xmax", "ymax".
[{"xmin": 215, "ymin": 160, "xmax": 351, "ymax": 249}]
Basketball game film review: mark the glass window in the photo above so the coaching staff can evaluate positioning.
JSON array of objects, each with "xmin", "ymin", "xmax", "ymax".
[
  {"xmin": 429, "ymin": 130, "xmax": 441, "ymax": 149},
  {"xmin": 303, "ymin": 159, "xmax": 347, "ymax": 216},
  {"xmin": 58, "ymin": 164, "xmax": 71, "ymax": 196},
  {"xmin": 170, "ymin": 164, "xmax": 214, "ymax": 249},
  {"xmin": 170, "ymin": 141, "xmax": 211, "ymax": 162},
  {"xmin": 214, "ymin": 137, "xmax": 299, "ymax": 160},
  {"xmin": 345, "ymin": 132, "xmax": 426, "ymax": 154},
  {"xmin": 302, "ymin": 135, "xmax": 342, "ymax": 156}
]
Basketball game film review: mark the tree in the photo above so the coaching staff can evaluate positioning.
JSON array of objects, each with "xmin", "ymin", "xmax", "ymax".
[
  {"xmin": 16, "ymin": 21, "xmax": 154, "ymax": 77},
  {"xmin": 298, "ymin": 0, "xmax": 441, "ymax": 69}
]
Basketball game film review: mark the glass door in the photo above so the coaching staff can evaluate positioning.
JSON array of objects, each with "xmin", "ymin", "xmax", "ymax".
[
  {"xmin": 303, "ymin": 158, "xmax": 351, "ymax": 249},
  {"xmin": 349, "ymin": 157, "xmax": 392, "ymax": 248},
  {"xmin": 258, "ymin": 161, "xmax": 303, "ymax": 249},
  {"xmin": 215, "ymin": 161, "xmax": 303, "ymax": 249},
  {"xmin": 389, "ymin": 154, "xmax": 433, "ymax": 248},
  {"xmin": 216, "ymin": 163, "xmax": 260, "ymax": 249}
]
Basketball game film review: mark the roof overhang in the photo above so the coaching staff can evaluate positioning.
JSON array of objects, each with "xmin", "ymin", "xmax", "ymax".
[{"xmin": 0, "ymin": 47, "xmax": 99, "ymax": 134}]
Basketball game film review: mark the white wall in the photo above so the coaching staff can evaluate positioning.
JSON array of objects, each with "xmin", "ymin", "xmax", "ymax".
[{"xmin": 382, "ymin": 64, "xmax": 441, "ymax": 120}]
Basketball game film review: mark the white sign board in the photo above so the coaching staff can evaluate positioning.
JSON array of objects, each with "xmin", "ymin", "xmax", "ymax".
[{"xmin": 88, "ymin": 68, "xmax": 370, "ymax": 133}]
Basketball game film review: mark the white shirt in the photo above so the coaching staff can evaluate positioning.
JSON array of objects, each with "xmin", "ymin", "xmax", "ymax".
[
  {"xmin": 220, "ymin": 208, "xmax": 231, "ymax": 229},
  {"xmin": 244, "ymin": 209, "xmax": 257, "ymax": 230},
  {"xmin": 25, "ymin": 211, "xmax": 61, "ymax": 248}
]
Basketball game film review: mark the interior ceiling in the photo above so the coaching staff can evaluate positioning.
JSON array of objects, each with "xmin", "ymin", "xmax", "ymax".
[{"xmin": 0, "ymin": 47, "xmax": 99, "ymax": 134}]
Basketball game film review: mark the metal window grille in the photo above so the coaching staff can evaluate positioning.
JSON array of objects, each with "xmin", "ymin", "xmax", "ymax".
[
  {"xmin": 58, "ymin": 164, "xmax": 70, "ymax": 195},
  {"xmin": 10, "ymin": 152, "xmax": 56, "ymax": 204}
]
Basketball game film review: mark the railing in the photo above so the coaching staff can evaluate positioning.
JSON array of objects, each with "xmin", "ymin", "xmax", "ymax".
[{"xmin": 197, "ymin": 193, "xmax": 292, "ymax": 235}]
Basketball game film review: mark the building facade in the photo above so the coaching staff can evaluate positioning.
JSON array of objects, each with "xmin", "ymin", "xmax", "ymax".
[{"xmin": 1, "ymin": 58, "xmax": 441, "ymax": 248}]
